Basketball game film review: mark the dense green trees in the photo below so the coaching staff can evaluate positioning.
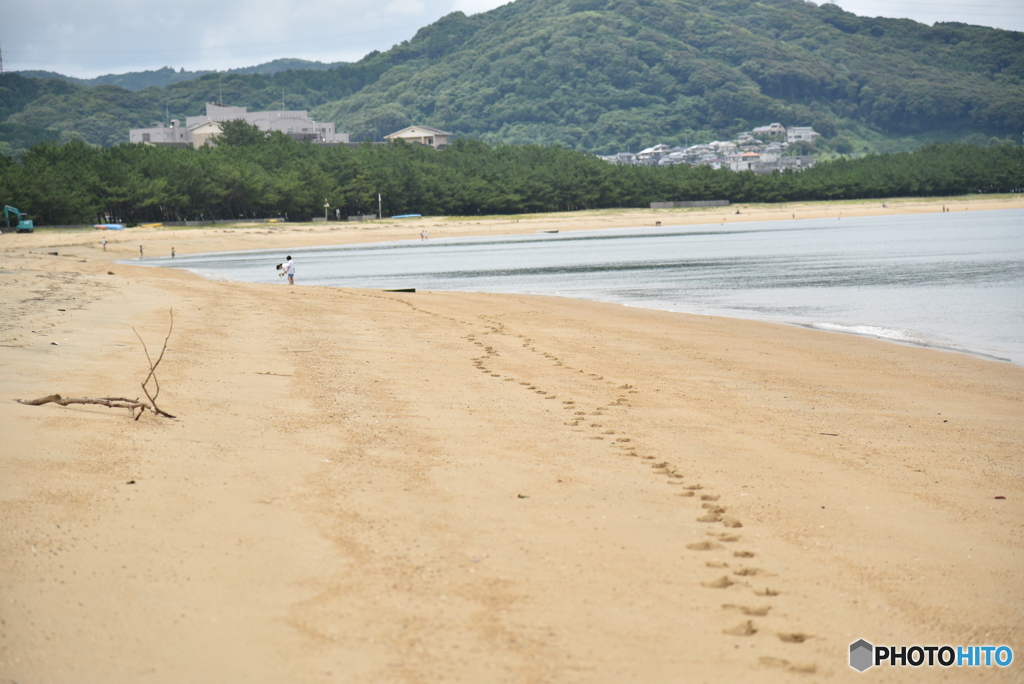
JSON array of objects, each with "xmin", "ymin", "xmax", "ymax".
[
  {"xmin": 297, "ymin": 0, "xmax": 1024, "ymax": 147},
  {"xmin": 1, "ymin": 133, "xmax": 1020, "ymax": 226}
]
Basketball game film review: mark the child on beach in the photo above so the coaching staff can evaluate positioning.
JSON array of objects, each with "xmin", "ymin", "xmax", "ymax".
[{"xmin": 285, "ymin": 256, "xmax": 295, "ymax": 285}]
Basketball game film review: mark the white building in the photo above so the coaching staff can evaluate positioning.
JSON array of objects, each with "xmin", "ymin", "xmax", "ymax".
[
  {"xmin": 752, "ymin": 123, "xmax": 786, "ymax": 136},
  {"xmin": 189, "ymin": 121, "xmax": 224, "ymax": 149},
  {"xmin": 130, "ymin": 119, "xmax": 191, "ymax": 147},
  {"xmin": 786, "ymin": 126, "xmax": 820, "ymax": 143},
  {"xmin": 597, "ymin": 152, "xmax": 638, "ymax": 165},
  {"xmin": 729, "ymin": 151, "xmax": 761, "ymax": 172},
  {"xmin": 636, "ymin": 144, "xmax": 672, "ymax": 164},
  {"xmin": 129, "ymin": 103, "xmax": 349, "ymax": 147},
  {"xmin": 384, "ymin": 126, "xmax": 452, "ymax": 149}
]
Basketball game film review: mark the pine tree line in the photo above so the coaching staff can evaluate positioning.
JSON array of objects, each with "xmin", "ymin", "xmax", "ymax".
[{"xmin": 1, "ymin": 126, "xmax": 1021, "ymax": 226}]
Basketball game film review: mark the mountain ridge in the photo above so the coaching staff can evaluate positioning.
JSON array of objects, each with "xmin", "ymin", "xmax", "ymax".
[
  {"xmin": 1, "ymin": 0, "xmax": 1022, "ymax": 155},
  {"xmin": 14, "ymin": 58, "xmax": 352, "ymax": 92},
  {"xmin": 309, "ymin": 0, "xmax": 1023, "ymax": 151}
]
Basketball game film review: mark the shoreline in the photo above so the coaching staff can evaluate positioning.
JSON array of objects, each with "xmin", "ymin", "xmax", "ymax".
[
  {"xmin": 2, "ymin": 196, "xmax": 1022, "ymax": 682},
  {"xmin": 16, "ymin": 194, "xmax": 1024, "ymax": 259},
  {"xmin": 123, "ymin": 199, "xmax": 1023, "ymax": 367}
]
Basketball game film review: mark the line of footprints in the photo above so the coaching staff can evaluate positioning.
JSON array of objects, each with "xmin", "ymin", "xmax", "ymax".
[{"xmin": 466, "ymin": 320, "xmax": 815, "ymax": 674}]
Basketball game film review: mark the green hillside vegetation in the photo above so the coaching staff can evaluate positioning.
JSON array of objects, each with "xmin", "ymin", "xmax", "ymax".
[
  {"xmin": 15, "ymin": 58, "xmax": 350, "ymax": 92},
  {"xmin": 0, "ymin": 123, "xmax": 61, "ymax": 158},
  {"xmin": 16, "ymin": 67, "xmax": 212, "ymax": 91},
  {"xmin": 2, "ymin": 121, "xmax": 1020, "ymax": 226},
  {"xmin": 0, "ymin": 57, "xmax": 391, "ymax": 155},
  {"xmin": 1, "ymin": 0, "xmax": 1022, "ymax": 155},
  {"xmin": 314, "ymin": 0, "xmax": 1024, "ymax": 151}
]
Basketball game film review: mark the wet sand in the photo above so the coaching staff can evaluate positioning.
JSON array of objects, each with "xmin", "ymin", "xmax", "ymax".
[{"xmin": 1, "ymin": 197, "xmax": 1022, "ymax": 682}]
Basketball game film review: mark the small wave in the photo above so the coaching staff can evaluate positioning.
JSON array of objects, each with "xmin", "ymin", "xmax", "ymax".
[
  {"xmin": 809, "ymin": 322, "xmax": 925, "ymax": 344},
  {"xmin": 807, "ymin": 321, "xmax": 1013, "ymax": 363}
]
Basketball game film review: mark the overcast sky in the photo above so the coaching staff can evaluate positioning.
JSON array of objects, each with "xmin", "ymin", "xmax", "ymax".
[{"xmin": 2, "ymin": 0, "xmax": 1021, "ymax": 79}]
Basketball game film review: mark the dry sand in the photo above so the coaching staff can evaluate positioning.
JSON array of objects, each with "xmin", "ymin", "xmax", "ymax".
[{"xmin": 1, "ymin": 197, "xmax": 1022, "ymax": 682}]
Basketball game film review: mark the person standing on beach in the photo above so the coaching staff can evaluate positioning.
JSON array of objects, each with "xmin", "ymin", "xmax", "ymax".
[
  {"xmin": 171, "ymin": 247, "xmax": 175, "ymax": 259},
  {"xmin": 139, "ymin": 245, "xmax": 143, "ymax": 259},
  {"xmin": 102, "ymin": 236, "xmax": 107, "ymax": 251},
  {"xmin": 284, "ymin": 255, "xmax": 295, "ymax": 285}
]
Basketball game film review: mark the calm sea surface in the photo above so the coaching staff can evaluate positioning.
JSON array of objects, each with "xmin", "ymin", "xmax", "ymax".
[{"xmin": 152, "ymin": 209, "xmax": 1024, "ymax": 364}]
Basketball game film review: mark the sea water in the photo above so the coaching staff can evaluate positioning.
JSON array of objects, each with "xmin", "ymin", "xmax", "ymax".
[{"xmin": 153, "ymin": 209, "xmax": 1024, "ymax": 364}]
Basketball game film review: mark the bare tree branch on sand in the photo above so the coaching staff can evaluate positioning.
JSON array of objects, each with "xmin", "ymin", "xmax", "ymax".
[{"xmin": 16, "ymin": 309, "xmax": 177, "ymax": 420}]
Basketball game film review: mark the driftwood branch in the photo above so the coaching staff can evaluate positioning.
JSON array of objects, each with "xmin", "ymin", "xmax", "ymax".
[
  {"xmin": 133, "ymin": 309, "xmax": 174, "ymax": 419},
  {"xmin": 17, "ymin": 394, "xmax": 149, "ymax": 414},
  {"xmin": 16, "ymin": 309, "xmax": 176, "ymax": 420}
]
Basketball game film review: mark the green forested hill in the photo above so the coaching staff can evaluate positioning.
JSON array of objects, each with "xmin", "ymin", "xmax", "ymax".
[
  {"xmin": 2, "ymin": 0, "xmax": 1022, "ymax": 154},
  {"xmin": 315, "ymin": 0, "xmax": 1024, "ymax": 151},
  {"xmin": 0, "ymin": 58, "xmax": 392, "ymax": 153},
  {"xmin": 15, "ymin": 58, "xmax": 351, "ymax": 92}
]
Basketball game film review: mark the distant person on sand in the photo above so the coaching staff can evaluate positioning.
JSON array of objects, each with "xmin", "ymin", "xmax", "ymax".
[
  {"xmin": 139, "ymin": 245, "xmax": 143, "ymax": 259},
  {"xmin": 284, "ymin": 255, "xmax": 295, "ymax": 285},
  {"xmin": 102, "ymin": 236, "xmax": 107, "ymax": 251},
  {"xmin": 420, "ymin": 230, "xmax": 428, "ymax": 241},
  {"xmin": 171, "ymin": 247, "xmax": 175, "ymax": 259}
]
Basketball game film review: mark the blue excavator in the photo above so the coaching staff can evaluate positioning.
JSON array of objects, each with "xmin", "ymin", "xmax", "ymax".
[{"xmin": 2, "ymin": 205, "xmax": 34, "ymax": 233}]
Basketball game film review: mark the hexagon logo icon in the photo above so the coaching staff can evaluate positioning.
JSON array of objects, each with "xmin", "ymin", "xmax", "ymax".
[{"xmin": 850, "ymin": 639, "xmax": 874, "ymax": 672}]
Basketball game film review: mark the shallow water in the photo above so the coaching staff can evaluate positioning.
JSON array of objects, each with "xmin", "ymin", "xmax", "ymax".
[{"xmin": 152, "ymin": 209, "xmax": 1024, "ymax": 364}]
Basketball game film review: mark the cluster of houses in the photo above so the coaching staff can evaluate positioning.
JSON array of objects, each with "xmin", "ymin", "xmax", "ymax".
[
  {"xmin": 598, "ymin": 124, "xmax": 821, "ymax": 173},
  {"xmin": 130, "ymin": 104, "xmax": 454, "ymax": 150}
]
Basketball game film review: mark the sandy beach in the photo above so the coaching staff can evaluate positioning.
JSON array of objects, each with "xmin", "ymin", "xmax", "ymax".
[{"xmin": 1, "ymin": 197, "xmax": 1022, "ymax": 682}]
